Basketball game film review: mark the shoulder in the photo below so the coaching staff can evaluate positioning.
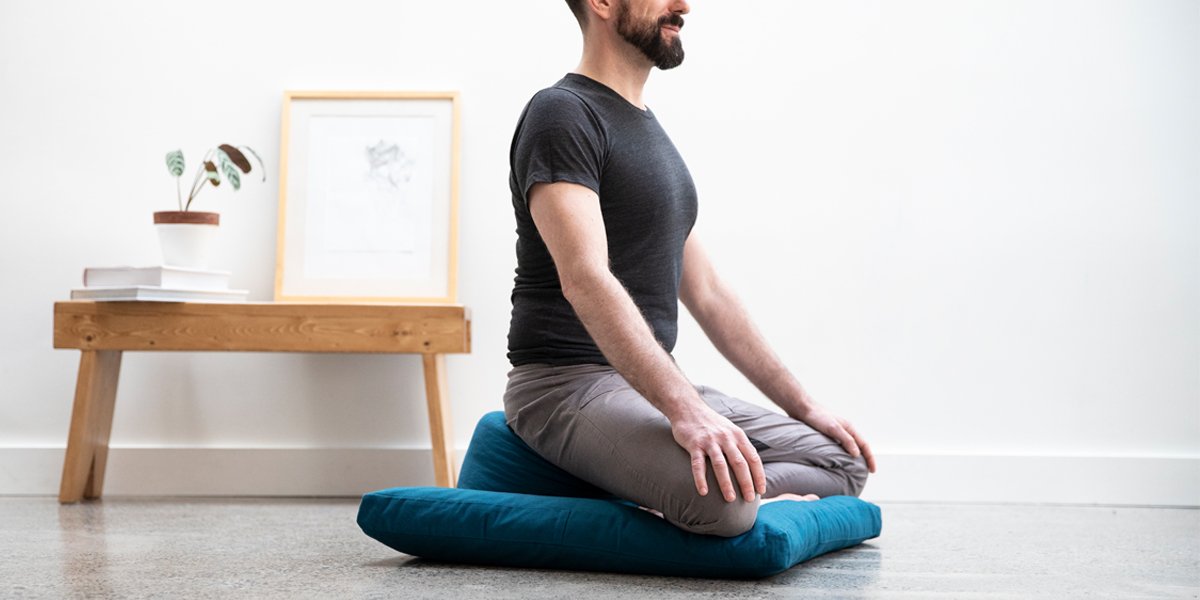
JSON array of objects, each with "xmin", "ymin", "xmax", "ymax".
[
  {"xmin": 516, "ymin": 86, "xmax": 607, "ymax": 146},
  {"xmin": 526, "ymin": 86, "xmax": 600, "ymax": 123}
]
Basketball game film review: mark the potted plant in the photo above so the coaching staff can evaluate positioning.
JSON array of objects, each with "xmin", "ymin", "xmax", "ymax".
[{"xmin": 159, "ymin": 144, "xmax": 265, "ymax": 268}]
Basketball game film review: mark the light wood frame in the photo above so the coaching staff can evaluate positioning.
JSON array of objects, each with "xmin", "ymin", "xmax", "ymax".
[{"xmin": 275, "ymin": 91, "xmax": 460, "ymax": 304}]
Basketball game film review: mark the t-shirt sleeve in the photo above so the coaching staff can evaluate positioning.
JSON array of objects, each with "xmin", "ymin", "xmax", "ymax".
[{"xmin": 511, "ymin": 89, "xmax": 606, "ymax": 206}]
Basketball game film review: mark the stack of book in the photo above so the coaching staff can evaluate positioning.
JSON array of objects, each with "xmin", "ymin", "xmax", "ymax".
[{"xmin": 70, "ymin": 266, "xmax": 249, "ymax": 303}]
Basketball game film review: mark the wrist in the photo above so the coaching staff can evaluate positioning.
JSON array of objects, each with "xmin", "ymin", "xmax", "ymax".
[
  {"xmin": 781, "ymin": 390, "xmax": 817, "ymax": 419},
  {"xmin": 660, "ymin": 391, "xmax": 709, "ymax": 423}
]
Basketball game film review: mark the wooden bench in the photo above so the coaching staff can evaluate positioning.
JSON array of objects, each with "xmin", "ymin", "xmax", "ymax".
[{"xmin": 52, "ymin": 300, "xmax": 471, "ymax": 503}]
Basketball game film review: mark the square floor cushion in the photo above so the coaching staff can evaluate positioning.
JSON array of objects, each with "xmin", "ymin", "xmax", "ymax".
[{"xmin": 357, "ymin": 412, "xmax": 882, "ymax": 579}]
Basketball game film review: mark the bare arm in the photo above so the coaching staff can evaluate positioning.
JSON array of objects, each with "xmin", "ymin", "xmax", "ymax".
[
  {"xmin": 528, "ymin": 181, "xmax": 766, "ymax": 501},
  {"xmin": 679, "ymin": 233, "xmax": 876, "ymax": 472}
]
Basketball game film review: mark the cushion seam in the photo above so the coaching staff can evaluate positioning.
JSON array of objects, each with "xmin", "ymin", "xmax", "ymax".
[{"xmin": 361, "ymin": 528, "xmax": 784, "ymax": 572}]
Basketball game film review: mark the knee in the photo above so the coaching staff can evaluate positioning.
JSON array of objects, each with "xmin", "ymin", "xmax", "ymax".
[{"xmin": 668, "ymin": 493, "xmax": 759, "ymax": 538}]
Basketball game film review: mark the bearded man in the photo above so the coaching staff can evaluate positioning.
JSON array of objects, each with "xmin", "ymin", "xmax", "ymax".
[{"xmin": 503, "ymin": 0, "xmax": 876, "ymax": 537}]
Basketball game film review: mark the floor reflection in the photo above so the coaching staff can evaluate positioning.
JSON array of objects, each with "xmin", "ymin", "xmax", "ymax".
[
  {"xmin": 766, "ymin": 542, "xmax": 883, "ymax": 593},
  {"xmin": 58, "ymin": 502, "xmax": 116, "ymax": 599}
]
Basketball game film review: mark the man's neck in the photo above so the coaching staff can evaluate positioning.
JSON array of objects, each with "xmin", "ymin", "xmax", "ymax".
[{"xmin": 575, "ymin": 40, "xmax": 653, "ymax": 110}]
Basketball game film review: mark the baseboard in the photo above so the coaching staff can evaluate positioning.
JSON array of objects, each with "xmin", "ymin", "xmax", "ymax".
[
  {"xmin": 858, "ymin": 454, "xmax": 1200, "ymax": 506},
  {"xmin": 0, "ymin": 447, "xmax": 468, "ymax": 497},
  {"xmin": 1, "ymin": 448, "xmax": 1196, "ymax": 506}
]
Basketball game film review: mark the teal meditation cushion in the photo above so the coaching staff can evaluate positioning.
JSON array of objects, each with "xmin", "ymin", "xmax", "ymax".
[
  {"xmin": 455, "ymin": 410, "xmax": 616, "ymax": 499},
  {"xmin": 357, "ymin": 411, "xmax": 882, "ymax": 579}
]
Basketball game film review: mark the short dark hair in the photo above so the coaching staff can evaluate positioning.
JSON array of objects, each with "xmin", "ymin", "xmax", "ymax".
[{"xmin": 565, "ymin": 0, "xmax": 587, "ymax": 26}]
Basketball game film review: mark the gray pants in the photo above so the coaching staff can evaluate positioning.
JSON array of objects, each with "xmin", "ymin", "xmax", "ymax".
[{"xmin": 503, "ymin": 363, "xmax": 870, "ymax": 537}]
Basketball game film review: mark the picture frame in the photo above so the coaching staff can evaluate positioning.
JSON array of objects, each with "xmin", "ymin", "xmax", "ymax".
[{"xmin": 274, "ymin": 91, "xmax": 460, "ymax": 303}]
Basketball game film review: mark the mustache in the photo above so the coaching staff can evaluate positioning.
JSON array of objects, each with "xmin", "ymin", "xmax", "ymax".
[{"xmin": 658, "ymin": 13, "xmax": 685, "ymax": 29}]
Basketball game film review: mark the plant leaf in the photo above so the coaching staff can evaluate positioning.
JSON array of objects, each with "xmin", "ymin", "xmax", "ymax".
[
  {"xmin": 239, "ymin": 145, "xmax": 267, "ymax": 182},
  {"xmin": 165, "ymin": 150, "xmax": 185, "ymax": 177},
  {"xmin": 218, "ymin": 144, "xmax": 252, "ymax": 174},
  {"xmin": 216, "ymin": 150, "xmax": 241, "ymax": 191},
  {"xmin": 204, "ymin": 160, "xmax": 221, "ymax": 187}
]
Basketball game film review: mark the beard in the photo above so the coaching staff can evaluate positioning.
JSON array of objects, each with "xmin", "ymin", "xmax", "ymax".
[{"xmin": 615, "ymin": 2, "xmax": 685, "ymax": 70}]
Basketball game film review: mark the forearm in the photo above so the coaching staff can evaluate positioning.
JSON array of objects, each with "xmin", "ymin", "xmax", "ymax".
[
  {"xmin": 562, "ymin": 270, "xmax": 706, "ymax": 421},
  {"xmin": 687, "ymin": 284, "xmax": 816, "ymax": 419}
]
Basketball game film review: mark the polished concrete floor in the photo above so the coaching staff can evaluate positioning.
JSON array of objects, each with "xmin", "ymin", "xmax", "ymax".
[{"xmin": 0, "ymin": 497, "xmax": 1196, "ymax": 599}]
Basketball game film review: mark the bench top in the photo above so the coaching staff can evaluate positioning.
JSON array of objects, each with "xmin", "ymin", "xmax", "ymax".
[{"xmin": 53, "ymin": 300, "xmax": 471, "ymax": 353}]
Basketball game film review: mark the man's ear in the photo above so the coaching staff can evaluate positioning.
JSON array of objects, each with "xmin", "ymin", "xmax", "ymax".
[{"xmin": 586, "ymin": 0, "xmax": 617, "ymax": 22}]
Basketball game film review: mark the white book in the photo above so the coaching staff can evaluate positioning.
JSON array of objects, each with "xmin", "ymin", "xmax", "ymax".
[
  {"xmin": 82, "ymin": 266, "xmax": 231, "ymax": 291},
  {"xmin": 70, "ymin": 286, "xmax": 249, "ymax": 303}
]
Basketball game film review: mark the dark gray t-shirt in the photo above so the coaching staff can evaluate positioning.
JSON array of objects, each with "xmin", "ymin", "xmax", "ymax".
[{"xmin": 507, "ymin": 73, "xmax": 698, "ymax": 366}]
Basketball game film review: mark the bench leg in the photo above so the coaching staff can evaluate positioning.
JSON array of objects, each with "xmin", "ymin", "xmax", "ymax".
[
  {"xmin": 422, "ymin": 353, "xmax": 456, "ymax": 488},
  {"xmin": 59, "ymin": 350, "xmax": 122, "ymax": 504}
]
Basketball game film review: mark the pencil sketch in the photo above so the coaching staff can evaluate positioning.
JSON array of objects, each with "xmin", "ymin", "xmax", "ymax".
[
  {"xmin": 366, "ymin": 139, "xmax": 417, "ymax": 189},
  {"xmin": 302, "ymin": 114, "xmax": 437, "ymax": 282}
]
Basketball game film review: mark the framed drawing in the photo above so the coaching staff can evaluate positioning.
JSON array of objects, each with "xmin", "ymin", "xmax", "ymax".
[{"xmin": 275, "ymin": 91, "xmax": 460, "ymax": 303}]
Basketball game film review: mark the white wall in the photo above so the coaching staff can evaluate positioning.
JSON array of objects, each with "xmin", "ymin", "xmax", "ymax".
[{"xmin": 1, "ymin": 0, "xmax": 1196, "ymax": 505}]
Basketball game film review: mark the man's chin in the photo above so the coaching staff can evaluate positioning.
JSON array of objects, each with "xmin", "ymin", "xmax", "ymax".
[{"xmin": 656, "ymin": 44, "xmax": 685, "ymax": 70}]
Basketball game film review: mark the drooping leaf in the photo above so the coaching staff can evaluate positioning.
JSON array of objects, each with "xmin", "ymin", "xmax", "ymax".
[
  {"xmin": 216, "ymin": 150, "xmax": 241, "ymax": 191},
  {"xmin": 204, "ymin": 160, "xmax": 221, "ymax": 187},
  {"xmin": 239, "ymin": 145, "xmax": 267, "ymax": 182},
  {"xmin": 165, "ymin": 150, "xmax": 185, "ymax": 177},
  {"xmin": 218, "ymin": 144, "xmax": 252, "ymax": 173}
]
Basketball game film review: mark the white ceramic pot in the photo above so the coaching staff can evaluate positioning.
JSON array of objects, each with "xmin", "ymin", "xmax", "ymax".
[{"xmin": 153, "ymin": 211, "xmax": 219, "ymax": 268}]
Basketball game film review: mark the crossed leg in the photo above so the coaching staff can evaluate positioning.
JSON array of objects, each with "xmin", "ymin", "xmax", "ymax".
[
  {"xmin": 505, "ymin": 365, "xmax": 870, "ymax": 538},
  {"xmin": 698, "ymin": 384, "xmax": 870, "ymax": 499}
]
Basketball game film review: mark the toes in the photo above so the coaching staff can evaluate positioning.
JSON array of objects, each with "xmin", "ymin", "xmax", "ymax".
[{"xmin": 763, "ymin": 492, "xmax": 822, "ymax": 503}]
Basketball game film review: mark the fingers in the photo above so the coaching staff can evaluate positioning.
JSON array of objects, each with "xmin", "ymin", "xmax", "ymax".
[
  {"xmin": 707, "ymin": 447, "xmax": 736, "ymax": 502},
  {"xmin": 848, "ymin": 429, "xmax": 877, "ymax": 473},
  {"xmin": 841, "ymin": 421, "xmax": 877, "ymax": 473},
  {"xmin": 709, "ymin": 437, "xmax": 765, "ymax": 503},
  {"xmin": 673, "ymin": 411, "xmax": 764, "ymax": 502},
  {"xmin": 829, "ymin": 423, "xmax": 861, "ymax": 462},
  {"xmin": 723, "ymin": 440, "xmax": 756, "ymax": 503},
  {"xmin": 690, "ymin": 451, "xmax": 708, "ymax": 496},
  {"xmin": 735, "ymin": 435, "xmax": 767, "ymax": 499},
  {"xmin": 860, "ymin": 440, "xmax": 877, "ymax": 473}
]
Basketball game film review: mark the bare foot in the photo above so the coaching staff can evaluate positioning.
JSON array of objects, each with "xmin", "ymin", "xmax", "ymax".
[
  {"xmin": 638, "ymin": 493, "xmax": 818, "ymax": 519},
  {"xmin": 637, "ymin": 505, "xmax": 664, "ymax": 518},
  {"xmin": 761, "ymin": 493, "xmax": 820, "ymax": 504}
]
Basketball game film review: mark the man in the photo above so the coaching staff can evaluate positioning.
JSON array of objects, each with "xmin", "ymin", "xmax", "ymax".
[{"xmin": 503, "ymin": 0, "xmax": 876, "ymax": 537}]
